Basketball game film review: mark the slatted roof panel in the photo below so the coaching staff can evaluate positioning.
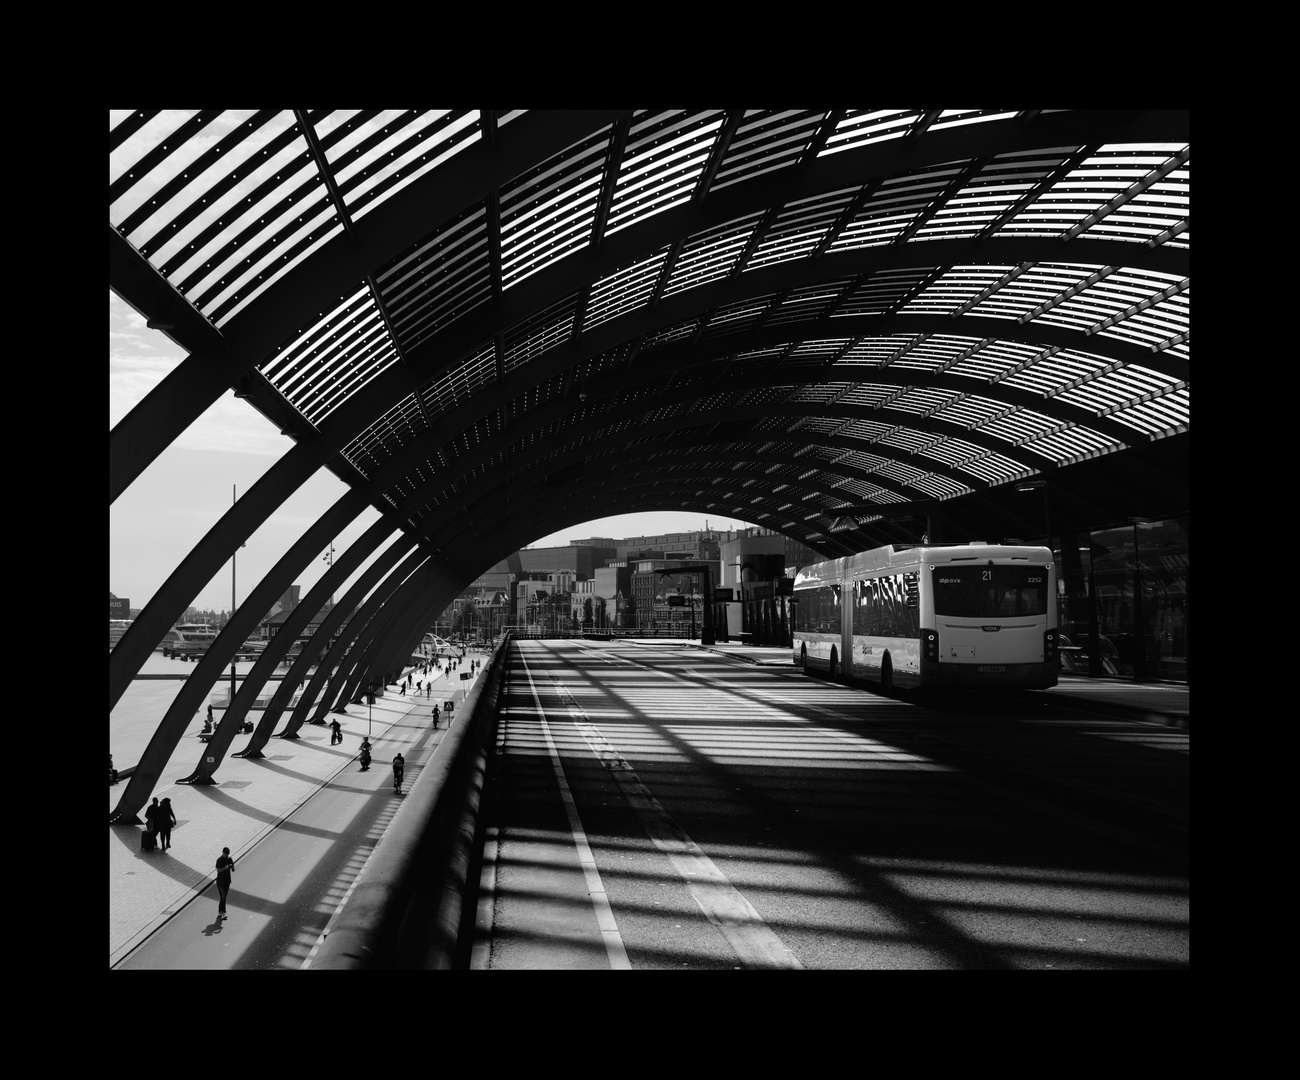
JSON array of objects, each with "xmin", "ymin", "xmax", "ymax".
[
  {"xmin": 375, "ymin": 201, "xmax": 493, "ymax": 352},
  {"xmin": 111, "ymin": 108, "xmax": 1189, "ymax": 563}
]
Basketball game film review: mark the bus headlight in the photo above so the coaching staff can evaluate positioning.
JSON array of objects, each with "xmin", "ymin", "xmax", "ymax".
[{"xmin": 1044, "ymin": 629, "xmax": 1058, "ymax": 663}]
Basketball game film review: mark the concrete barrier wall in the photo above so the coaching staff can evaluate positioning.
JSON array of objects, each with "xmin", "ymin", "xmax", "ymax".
[{"xmin": 308, "ymin": 636, "xmax": 509, "ymax": 969}]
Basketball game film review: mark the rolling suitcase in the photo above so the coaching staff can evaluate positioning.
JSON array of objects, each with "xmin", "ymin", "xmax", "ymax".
[{"xmin": 141, "ymin": 829, "xmax": 157, "ymax": 852}]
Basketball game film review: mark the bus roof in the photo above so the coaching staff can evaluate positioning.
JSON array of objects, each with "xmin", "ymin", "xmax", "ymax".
[{"xmin": 794, "ymin": 542, "xmax": 1053, "ymax": 588}]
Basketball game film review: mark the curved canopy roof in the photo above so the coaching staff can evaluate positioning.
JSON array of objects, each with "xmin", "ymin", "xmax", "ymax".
[{"xmin": 110, "ymin": 108, "xmax": 1189, "ymax": 700}]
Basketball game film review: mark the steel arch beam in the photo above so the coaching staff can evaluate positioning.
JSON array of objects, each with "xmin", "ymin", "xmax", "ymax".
[
  {"xmin": 109, "ymin": 106, "xmax": 1189, "ymax": 826},
  {"xmin": 113, "ymin": 119, "xmax": 1188, "ymax": 508},
  {"xmin": 110, "ymin": 235, "xmax": 1185, "ymax": 698},
  {"xmin": 110, "ymin": 111, "xmax": 633, "ymax": 504},
  {"xmin": 109, "ymin": 440, "xmax": 326, "ymax": 710},
  {"xmin": 109, "ymin": 488, "xmax": 372, "ymax": 820},
  {"xmin": 347, "ymin": 303, "xmax": 1163, "ymax": 501},
  {"xmin": 261, "ymin": 533, "xmax": 420, "ymax": 738},
  {"xmin": 284, "ymin": 560, "xmax": 418, "ymax": 731},
  {"xmin": 312, "ymin": 565, "xmax": 446, "ymax": 724},
  {"xmin": 342, "ymin": 323, "xmax": 1165, "ymax": 556},
  {"xmin": 289, "ymin": 537, "xmax": 473, "ymax": 729},
  {"xmin": 229, "ymin": 514, "xmax": 402, "ymax": 756}
]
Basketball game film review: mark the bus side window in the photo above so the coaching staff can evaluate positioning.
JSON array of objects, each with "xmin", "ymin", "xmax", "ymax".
[{"xmin": 885, "ymin": 574, "xmax": 900, "ymax": 635}]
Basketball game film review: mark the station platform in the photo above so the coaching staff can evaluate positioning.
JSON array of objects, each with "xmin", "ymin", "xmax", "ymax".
[
  {"xmin": 110, "ymin": 640, "xmax": 1186, "ymax": 966},
  {"xmin": 625, "ymin": 637, "xmax": 1189, "ymax": 728},
  {"xmin": 109, "ymin": 657, "xmax": 480, "ymax": 968}
]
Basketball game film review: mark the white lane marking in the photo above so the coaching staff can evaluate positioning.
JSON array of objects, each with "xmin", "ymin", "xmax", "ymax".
[
  {"xmin": 519, "ymin": 646, "xmax": 631, "ymax": 970},
  {"xmin": 552, "ymin": 684, "xmax": 803, "ymax": 970}
]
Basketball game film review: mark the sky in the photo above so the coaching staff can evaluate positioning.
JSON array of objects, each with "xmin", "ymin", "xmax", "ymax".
[{"xmin": 110, "ymin": 291, "xmax": 757, "ymax": 615}]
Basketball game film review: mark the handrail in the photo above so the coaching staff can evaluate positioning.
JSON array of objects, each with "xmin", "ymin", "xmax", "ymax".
[{"xmin": 308, "ymin": 635, "xmax": 509, "ymax": 969}]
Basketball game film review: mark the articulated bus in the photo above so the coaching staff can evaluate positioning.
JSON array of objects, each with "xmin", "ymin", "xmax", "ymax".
[{"xmin": 792, "ymin": 543, "xmax": 1058, "ymax": 693}]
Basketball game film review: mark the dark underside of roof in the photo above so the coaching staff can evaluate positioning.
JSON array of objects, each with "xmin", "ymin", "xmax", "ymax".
[
  {"xmin": 110, "ymin": 107, "xmax": 1189, "ymax": 681},
  {"xmin": 907, "ymin": 433, "xmax": 1188, "ymax": 546}
]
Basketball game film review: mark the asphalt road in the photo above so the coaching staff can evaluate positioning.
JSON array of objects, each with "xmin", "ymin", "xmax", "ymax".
[{"xmin": 473, "ymin": 639, "xmax": 1189, "ymax": 970}]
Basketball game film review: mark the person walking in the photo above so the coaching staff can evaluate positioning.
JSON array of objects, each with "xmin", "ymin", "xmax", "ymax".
[
  {"xmin": 144, "ymin": 798, "xmax": 161, "ymax": 840},
  {"xmin": 157, "ymin": 797, "xmax": 177, "ymax": 850},
  {"xmin": 215, "ymin": 847, "xmax": 235, "ymax": 919}
]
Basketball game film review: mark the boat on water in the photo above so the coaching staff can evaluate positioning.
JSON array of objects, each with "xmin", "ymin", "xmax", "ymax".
[{"xmin": 161, "ymin": 622, "xmax": 218, "ymax": 657}]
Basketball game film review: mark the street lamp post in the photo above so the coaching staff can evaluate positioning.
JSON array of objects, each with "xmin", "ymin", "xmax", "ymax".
[
  {"xmin": 230, "ymin": 484, "xmax": 246, "ymax": 710},
  {"xmin": 322, "ymin": 542, "xmax": 336, "ymax": 610}
]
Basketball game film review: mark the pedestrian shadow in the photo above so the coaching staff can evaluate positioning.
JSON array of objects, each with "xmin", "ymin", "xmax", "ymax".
[{"xmin": 200, "ymin": 914, "xmax": 225, "ymax": 936}]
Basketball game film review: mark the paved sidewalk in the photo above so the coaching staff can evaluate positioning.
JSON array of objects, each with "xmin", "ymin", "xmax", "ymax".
[
  {"xmin": 109, "ymin": 660, "xmax": 473, "ymax": 967},
  {"xmin": 112, "ymin": 642, "xmax": 1184, "ymax": 965},
  {"xmin": 1041, "ymin": 674, "xmax": 1189, "ymax": 727}
]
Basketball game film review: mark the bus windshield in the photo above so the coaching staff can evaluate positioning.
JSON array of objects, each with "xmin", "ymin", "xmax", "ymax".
[{"xmin": 932, "ymin": 565, "xmax": 1049, "ymax": 618}]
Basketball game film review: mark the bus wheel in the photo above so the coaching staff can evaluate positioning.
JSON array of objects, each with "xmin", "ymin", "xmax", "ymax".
[
  {"xmin": 880, "ymin": 654, "xmax": 894, "ymax": 697},
  {"xmin": 829, "ymin": 648, "xmax": 839, "ymax": 680}
]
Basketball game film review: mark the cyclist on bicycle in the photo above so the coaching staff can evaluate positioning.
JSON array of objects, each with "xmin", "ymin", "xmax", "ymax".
[{"xmin": 392, "ymin": 752, "xmax": 405, "ymax": 793}]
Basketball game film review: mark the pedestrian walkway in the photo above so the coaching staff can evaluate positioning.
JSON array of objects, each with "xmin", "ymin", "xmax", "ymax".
[
  {"xmin": 1041, "ymin": 674, "xmax": 1189, "ymax": 727},
  {"xmin": 109, "ymin": 656, "xmax": 476, "ymax": 967}
]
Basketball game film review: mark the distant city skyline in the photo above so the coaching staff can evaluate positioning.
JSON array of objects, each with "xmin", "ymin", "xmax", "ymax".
[{"xmin": 111, "ymin": 292, "xmax": 758, "ymax": 614}]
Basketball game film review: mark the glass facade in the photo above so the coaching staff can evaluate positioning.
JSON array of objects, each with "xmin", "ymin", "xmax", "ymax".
[{"xmin": 1053, "ymin": 515, "xmax": 1188, "ymax": 683}]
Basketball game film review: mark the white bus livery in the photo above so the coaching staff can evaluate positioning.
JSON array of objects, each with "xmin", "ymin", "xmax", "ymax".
[{"xmin": 792, "ymin": 543, "xmax": 1058, "ymax": 692}]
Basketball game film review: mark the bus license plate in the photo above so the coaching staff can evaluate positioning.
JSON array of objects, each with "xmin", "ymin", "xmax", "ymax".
[{"xmin": 977, "ymin": 665, "xmax": 1006, "ymax": 672}]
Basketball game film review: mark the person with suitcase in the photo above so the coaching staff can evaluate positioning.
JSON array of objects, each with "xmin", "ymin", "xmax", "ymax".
[{"xmin": 142, "ymin": 798, "xmax": 161, "ymax": 851}]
